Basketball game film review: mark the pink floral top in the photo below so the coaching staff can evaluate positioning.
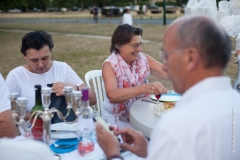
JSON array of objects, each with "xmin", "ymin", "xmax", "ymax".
[{"xmin": 108, "ymin": 52, "xmax": 150, "ymax": 121}]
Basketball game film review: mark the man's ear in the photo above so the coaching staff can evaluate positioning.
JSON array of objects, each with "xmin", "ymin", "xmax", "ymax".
[
  {"xmin": 22, "ymin": 54, "xmax": 27, "ymax": 60},
  {"xmin": 185, "ymin": 47, "xmax": 200, "ymax": 72}
]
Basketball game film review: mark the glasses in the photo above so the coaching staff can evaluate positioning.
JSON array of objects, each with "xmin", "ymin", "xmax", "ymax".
[
  {"xmin": 127, "ymin": 42, "xmax": 144, "ymax": 50},
  {"xmin": 161, "ymin": 47, "xmax": 186, "ymax": 64}
]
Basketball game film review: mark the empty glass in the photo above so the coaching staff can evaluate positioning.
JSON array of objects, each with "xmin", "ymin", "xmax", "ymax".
[
  {"xmin": 19, "ymin": 124, "xmax": 33, "ymax": 140},
  {"xmin": 104, "ymin": 115, "xmax": 119, "ymax": 133}
]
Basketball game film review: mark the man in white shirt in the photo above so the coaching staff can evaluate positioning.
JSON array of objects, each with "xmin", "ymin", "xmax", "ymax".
[
  {"xmin": 96, "ymin": 15, "xmax": 240, "ymax": 160},
  {"xmin": 0, "ymin": 74, "xmax": 16, "ymax": 138},
  {"xmin": 6, "ymin": 30, "xmax": 96, "ymax": 120},
  {"xmin": 122, "ymin": 8, "xmax": 132, "ymax": 25}
]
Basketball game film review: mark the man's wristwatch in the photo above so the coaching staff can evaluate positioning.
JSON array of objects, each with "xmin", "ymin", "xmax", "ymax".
[{"xmin": 107, "ymin": 155, "xmax": 123, "ymax": 160}]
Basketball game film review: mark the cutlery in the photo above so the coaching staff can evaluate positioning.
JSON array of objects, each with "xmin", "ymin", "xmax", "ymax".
[
  {"xmin": 52, "ymin": 143, "xmax": 77, "ymax": 149},
  {"xmin": 51, "ymin": 130, "xmax": 77, "ymax": 134},
  {"xmin": 141, "ymin": 98, "xmax": 157, "ymax": 104}
]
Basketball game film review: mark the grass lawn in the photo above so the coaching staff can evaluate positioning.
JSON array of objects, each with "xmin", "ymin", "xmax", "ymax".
[{"xmin": 0, "ymin": 18, "xmax": 238, "ymax": 90}]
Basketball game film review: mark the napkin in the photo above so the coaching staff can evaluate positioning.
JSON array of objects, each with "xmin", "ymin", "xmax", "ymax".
[{"xmin": 50, "ymin": 138, "xmax": 80, "ymax": 154}]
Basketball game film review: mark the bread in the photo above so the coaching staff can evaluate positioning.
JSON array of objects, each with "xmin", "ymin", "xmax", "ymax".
[{"xmin": 163, "ymin": 102, "xmax": 175, "ymax": 110}]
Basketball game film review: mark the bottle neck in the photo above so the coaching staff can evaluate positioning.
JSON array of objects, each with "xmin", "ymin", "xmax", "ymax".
[
  {"xmin": 35, "ymin": 89, "xmax": 42, "ymax": 106},
  {"xmin": 82, "ymin": 100, "xmax": 89, "ymax": 108}
]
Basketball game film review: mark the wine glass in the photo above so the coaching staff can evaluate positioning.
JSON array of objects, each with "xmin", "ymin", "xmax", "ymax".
[
  {"xmin": 104, "ymin": 115, "xmax": 119, "ymax": 133},
  {"xmin": 155, "ymin": 94, "xmax": 162, "ymax": 103},
  {"xmin": 19, "ymin": 124, "xmax": 33, "ymax": 140}
]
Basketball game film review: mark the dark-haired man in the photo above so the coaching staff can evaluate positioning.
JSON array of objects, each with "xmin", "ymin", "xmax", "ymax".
[
  {"xmin": 6, "ymin": 30, "xmax": 96, "ymax": 120},
  {"xmin": 96, "ymin": 15, "xmax": 240, "ymax": 160}
]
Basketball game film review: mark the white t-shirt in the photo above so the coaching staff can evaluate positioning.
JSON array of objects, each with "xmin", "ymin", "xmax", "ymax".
[
  {"xmin": 0, "ymin": 74, "xmax": 11, "ymax": 113},
  {"xmin": 148, "ymin": 76, "xmax": 240, "ymax": 160},
  {"xmin": 122, "ymin": 13, "xmax": 133, "ymax": 25},
  {"xmin": 6, "ymin": 61, "xmax": 84, "ymax": 111}
]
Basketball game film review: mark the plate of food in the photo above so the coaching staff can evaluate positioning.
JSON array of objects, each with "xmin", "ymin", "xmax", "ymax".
[
  {"xmin": 153, "ymin": 102, "xmax": 175, "ymax": 117},
  {"xmin": 50, "ymin": 122, "xmax": 78, "ymax": 139},
  {"xmin": 150, "ymin": 93, "xmax": 181, "ymax": 102}
]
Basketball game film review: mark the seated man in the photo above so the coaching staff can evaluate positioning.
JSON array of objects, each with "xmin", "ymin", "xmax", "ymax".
[
  {"xmin": 96, "ymin": 15, "xmax": 240, "ymax": 160},
  {"xmin": 0, "ymin": 74, "xmax": 16, "ymax": 138},
  {"xmin": 6, "ymin": 30, "xmax": 96, "ymax": 120}
]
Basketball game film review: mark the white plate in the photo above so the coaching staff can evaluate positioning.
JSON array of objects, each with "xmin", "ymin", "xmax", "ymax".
[
  {"xmin": 51, "ymin": 122, "xmax": 77, "ymax": 139},
  {"xmin": 150, "ymin": 94, "xmax": 181, "ymax": 102}
]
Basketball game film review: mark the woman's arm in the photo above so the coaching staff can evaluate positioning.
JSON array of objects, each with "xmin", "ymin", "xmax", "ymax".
[
  {"xmin": 102, "ymin": 62, "xmax": 166, "ymax": 103},
  {"xmin": 145, "ymin": 54, "xmax": 169, "ymax": 80}
]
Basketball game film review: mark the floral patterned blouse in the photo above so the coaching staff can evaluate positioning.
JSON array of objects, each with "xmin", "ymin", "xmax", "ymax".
[{"xmin": 106, "ymin": 52, "xmax": 150, "ymax": 121}]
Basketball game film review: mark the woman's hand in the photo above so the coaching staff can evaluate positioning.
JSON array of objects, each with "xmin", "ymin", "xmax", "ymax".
[{"xmin": 146, "ymin": 82, "xmax": 167, "ymax": 95}]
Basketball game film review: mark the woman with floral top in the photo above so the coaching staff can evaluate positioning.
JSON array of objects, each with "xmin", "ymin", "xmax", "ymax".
[{"xmin": 102, "ymin": 24, "xmax": 169, "ymax": 128}]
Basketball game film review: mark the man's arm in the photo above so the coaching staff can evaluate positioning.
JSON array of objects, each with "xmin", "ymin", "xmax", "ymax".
[
  {"xmin": 0, "ymin": 74, "xmax": 16, "ymax": 138},
  {"xmin": 0, "ymin": 110, "xmax": 16, "ymax": 138},
  {"xmin": 96, "ymin": 123, "xmax": 148, "ymax": 159},
  {"xmin": 79, "ymin": 83, "xmax": 96, "ymax": 106}
]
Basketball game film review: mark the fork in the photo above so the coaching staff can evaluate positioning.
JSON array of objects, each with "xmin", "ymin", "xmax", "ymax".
[{"xmin": 52, "ymin": 143, "xmax": 77, "ymax": 148}]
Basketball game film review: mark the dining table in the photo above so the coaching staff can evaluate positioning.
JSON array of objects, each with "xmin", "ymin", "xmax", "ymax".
[
  {"xmin": 129, "ymin": 96, "xmax": 161, "ymax": 138},
  {"xmin": 14, "ymin": 130, "xmax": 145, "ymax": 160}
]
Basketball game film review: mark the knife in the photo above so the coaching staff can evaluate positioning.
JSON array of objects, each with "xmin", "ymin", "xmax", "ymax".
[
  {"xmin": 51, "ymin": 130, "xmax": 77, "ymax": 133},
  {"xmin": 141, "ymin": 98, "xmax": 157, "ymax": 104}
]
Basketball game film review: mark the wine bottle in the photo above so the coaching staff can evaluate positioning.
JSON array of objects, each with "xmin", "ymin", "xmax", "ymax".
[
  {"xmin": 31, "ymin": 85, "xmax": 44, "ymax": 141},
  {"xmin": 77, "ymin": 87, "xmax": 94, "ymax": 156}
]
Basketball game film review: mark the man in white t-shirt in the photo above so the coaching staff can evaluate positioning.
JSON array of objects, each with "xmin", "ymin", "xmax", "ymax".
[
  {"xmin": 122, "ymin": 8, "xmax": 133, "ymax": 25},
  {"xmin": 96, "ymin": 15, "xmax": 240, "ymax": 160},
  {"xmin": 6, "ymin": 30, "xmax": 96, "ymax": 120},
  {"xmin": 0, "ymin": 74, "xmax": 16, "ymax": 138}
]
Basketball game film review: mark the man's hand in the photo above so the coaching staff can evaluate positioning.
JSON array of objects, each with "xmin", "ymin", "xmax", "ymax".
[
  {"xmin": 96, "ymin": 123, "xmax": 120, "ymax": 157},
  {"xmin": 116, "ymin": 127, "xmax": 148, "ymax": 158},
  {"xmin": 52, "ymin": 82, "xmax": 73, "ymax": 96}
]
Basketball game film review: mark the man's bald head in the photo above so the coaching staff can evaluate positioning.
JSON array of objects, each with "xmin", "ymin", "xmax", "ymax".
[{"xmin": 166, "ymin": 15, "xmax": 231, "ymax": 69}]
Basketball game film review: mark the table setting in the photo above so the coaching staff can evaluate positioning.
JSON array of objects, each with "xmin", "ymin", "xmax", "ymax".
[
  {"xmin": 13, "ymin": 121, "xmax": 145, "ymax": 160},
  {"xmin": 129, "ymin": 90, "xmax": 181, "ymax": 138}
]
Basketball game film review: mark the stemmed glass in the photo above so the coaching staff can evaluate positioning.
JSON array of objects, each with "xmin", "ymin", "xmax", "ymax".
[
  {"xmin": 104, "ymin": 115, "xmax": 119, "ymax": 133},
  {"xmin": 92, "ymin": 110, "xmax": 100, "ymax": 143},
  {"xmin": 155, "ymin": 94, "xmax": 162, "ymax": 103}
]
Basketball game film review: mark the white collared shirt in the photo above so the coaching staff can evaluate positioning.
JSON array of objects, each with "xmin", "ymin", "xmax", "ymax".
[{"xmin": 148, "ymin": 76, "xmax": 240, "ymax": 160}]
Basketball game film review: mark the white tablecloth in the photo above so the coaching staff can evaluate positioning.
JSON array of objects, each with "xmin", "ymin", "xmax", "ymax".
[{"xmin": 14, "ymin": 135, "xmax": 145, "ymax": 160}]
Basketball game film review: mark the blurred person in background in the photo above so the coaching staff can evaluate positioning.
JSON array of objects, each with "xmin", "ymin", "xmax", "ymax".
[
  {"xmin": 122, "ymin": 8, "xmax": 133, "ymax": 25},
  {"xmin": 6, "ymin": 30, "xmax": 96, "ymax": 120},
  {"xmin": 142, "ymin": 5, "xmax": 146, "ymax": 13},
  {"xmin": 96, "ymin": 15, "xmax": 240, "ymax": 160},
  {"xmin": 0, "ymin": 73, "xmax": 16, "ymax": 138},
  {"xmin": 102, "ymin": 24, "xmax": 169, "ymax": 128},
  {"xmin": 93, "ymin": 4, "xmax": 99, "ymax": 23}
]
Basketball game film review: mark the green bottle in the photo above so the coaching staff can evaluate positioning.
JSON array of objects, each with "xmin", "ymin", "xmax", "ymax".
[{"xmin": 31, "ymin": 85, "xmax": 44, "ymax": 141}]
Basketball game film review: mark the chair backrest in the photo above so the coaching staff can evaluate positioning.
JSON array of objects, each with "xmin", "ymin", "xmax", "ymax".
[{"xmin": 85, "ymin": 70, "xmax": 105, "ymax": 115}]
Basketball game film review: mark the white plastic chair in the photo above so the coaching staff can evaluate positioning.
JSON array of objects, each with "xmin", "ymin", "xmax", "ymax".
[{"xmin": 85, "ymin": 70, "xmax": 105, "ymax": 115}]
